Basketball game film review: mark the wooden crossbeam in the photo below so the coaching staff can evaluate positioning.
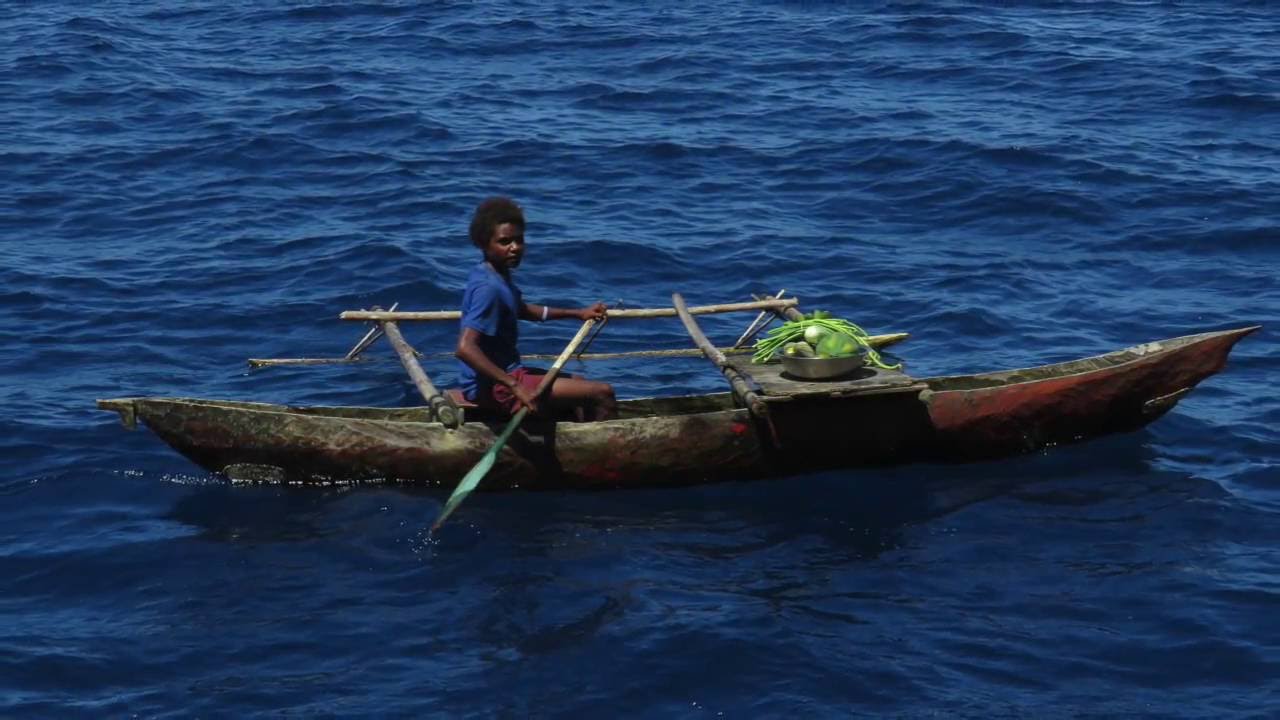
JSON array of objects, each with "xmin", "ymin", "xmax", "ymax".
[
  {"xmin": 339, "ymin": 298, "xmax": 799, "ymax": 322},
  {"xmin": 246, "ymin": 333, "xmax": 910, "ymax": 368}
]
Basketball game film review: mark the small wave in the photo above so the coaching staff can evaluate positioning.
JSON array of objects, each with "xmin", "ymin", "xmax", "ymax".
[
  {"xmin": 0, "ymin": 290, "xmax": 50, "ymax": 311},
  {"xmin": 50, "ymin": 88, "xmax": 119, "ymax": 108},
  {"xmin": 494, "ymin": 18, "xmax": 542, "ymax": 32},
  {"xmin": 240, "ymin": 2, "xmax": 417, "ymax": 24},
  {"xmin": 11, "ymin": 55, "xmax": 76, "ymax": 77},
  {"xmin": 1037, "ymin": 55, "xmax": 1113, "ymax": 79},
  {"xmin": 137, "ymin": 6, "xmax": 214, "ymax": 22},
  {"xmin": 294, "ymin": 112, "xmax": 424, "ymax": 141},
  {"xmin": 969, "ymin": 187, "xmax": 1110, "ymax": 225},
  {"xmin": 1116, "ymin": 226, "xmax": 1279, "ymax": 255},
  {"xmin": 1188, "ymin": 92, "xmax": 1280, "ymax": 113},
  {"xmin": 975, "ymin": 145, "xmax": 1062, "ymax": 169}
]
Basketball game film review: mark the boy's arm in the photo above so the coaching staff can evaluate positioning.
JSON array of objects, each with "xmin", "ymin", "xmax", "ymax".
[
  {"xmin": 455, "ymin": 327, "xmax": 538, "ymax": 411},
  {"xmin": 521, "ymin": 301, "xmax": 607, "ymax": 322}
]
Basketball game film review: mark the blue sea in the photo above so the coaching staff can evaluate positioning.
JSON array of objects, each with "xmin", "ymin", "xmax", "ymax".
[{"xmin": 3, "ymin": 2, "xmax": 1278, "ymax": 717}]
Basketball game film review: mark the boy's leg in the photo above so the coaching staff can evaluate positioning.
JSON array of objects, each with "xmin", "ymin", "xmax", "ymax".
[
  {"xmin": 485, "ymin": 367, "xmax": 531, "ymax": 415},
  {"xmin": 545, "ymin": 376, "xmax": 617, "ymax": 421}
]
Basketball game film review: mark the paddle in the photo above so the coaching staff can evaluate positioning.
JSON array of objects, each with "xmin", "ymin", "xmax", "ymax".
[{"xmin": 429, "ymin": 317, "xmax": 598, "ymax": 533}]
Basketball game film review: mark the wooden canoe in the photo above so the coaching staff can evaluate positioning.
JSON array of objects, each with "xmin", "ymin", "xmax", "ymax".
[{"xmin": 97, "ymin": 326, "xmax": 1257, "ymax": 489}]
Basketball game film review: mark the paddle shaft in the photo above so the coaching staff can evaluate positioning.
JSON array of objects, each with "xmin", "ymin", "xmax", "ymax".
[{"xmin": 429, "ymin": 317, "xmax": 598, "ymax": 532}]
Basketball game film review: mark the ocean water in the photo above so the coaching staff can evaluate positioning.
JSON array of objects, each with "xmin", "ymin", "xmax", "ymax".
[{"xmin": 3, "ymin": 2, "xmax": 1278, "ymax": 717}]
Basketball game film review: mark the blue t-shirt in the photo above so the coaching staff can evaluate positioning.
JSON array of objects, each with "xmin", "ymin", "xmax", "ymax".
[{"xmin": 457, "ymin": 261, "xmax": 523, "ymax": 400}]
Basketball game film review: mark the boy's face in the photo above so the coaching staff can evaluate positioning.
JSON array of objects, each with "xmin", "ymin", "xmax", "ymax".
[{"xmin": 484, "ymin": 222, "xmax": 524, "ymax": 272}]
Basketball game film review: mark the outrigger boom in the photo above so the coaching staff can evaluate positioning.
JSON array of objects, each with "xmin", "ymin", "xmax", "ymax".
[
  {"xmin": 267, "ymin": 294, "xmax": 886, "ymax": 428},
  {"xmin": 337, "ymin": 297, "xmax": 799, "ymax": 323},
  {"xmin": 248, "ymin": 296, "xmax": 908, "ymax": 369}
]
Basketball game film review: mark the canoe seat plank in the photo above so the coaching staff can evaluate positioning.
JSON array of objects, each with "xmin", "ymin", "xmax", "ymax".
[{"xmin": 724, "ymin": 359, "xmax": 927, "ymax": 402}]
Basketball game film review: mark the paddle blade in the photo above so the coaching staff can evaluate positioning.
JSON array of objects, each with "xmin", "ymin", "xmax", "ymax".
[
  {"xmin": 429, "ymin": 408, "xmax": 527, "ymax": 533},
  {"xmin": 430, "ymin": 452, "xmax": 496, "ymax": 532}
]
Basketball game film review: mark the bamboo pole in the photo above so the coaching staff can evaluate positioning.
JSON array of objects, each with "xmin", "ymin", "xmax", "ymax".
[
  {"xmin": 733, "ymin": 289, "xmax": 785, "ymax": 348},
  {"xmin": 344, "ymin": 301, "xmax": 398, "ymax": 359},
  {"xmin": 752, "ymin": 292, "xmax": 807, "ymax": 323},
  {"xmin": 380, "ymin": 320, "xmax": 461, "ymax": 429},
  {"xmin": 339, "ymin": 298, "xmax": 799, "ymax": 322},
  {"xmin": 671, "ymin": 293, "xmax": 780, "ymax": 447},
  {"xmin": 527, "ymin": 335, "xmax": 907, "ymax": 359},
  {"xmin": 248, "ymin": 357, "xmax": 367, "ymax": 368},
  {"xmin": 246, "ymin": 333, "xmax": 910, "ymax": 368}
]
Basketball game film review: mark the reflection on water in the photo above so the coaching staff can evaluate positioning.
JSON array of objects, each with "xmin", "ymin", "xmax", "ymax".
[{"xmin": 165, "ymin": 484, "xmax": 359, "ymax": 543}]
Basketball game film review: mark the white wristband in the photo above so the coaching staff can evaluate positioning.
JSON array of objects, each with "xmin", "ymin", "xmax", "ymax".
[{"xmin": 541, "ymin": 306, "xmax": 549, "ymax": 321}]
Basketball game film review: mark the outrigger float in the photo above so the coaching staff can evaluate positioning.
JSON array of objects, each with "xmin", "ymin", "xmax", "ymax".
[{"xmin": 97, "ymin": 294, "xmax": 1258, "ymax": 490}]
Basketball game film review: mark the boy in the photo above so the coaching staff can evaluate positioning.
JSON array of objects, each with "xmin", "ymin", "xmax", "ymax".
[{"xmin": 455, "ymin": 197, "xmax": 617, "ymax": 421}]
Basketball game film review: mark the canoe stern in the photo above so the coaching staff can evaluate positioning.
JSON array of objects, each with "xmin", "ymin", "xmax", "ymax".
[{"xmin": 923, "ymin": 326, "xmax": 1258, "ymax": 459}]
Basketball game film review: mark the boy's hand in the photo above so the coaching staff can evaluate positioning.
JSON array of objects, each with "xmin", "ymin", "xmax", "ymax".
[
  {"xmin": 578, "ymin": 302, "xmax": 607, "ymax": 321},
  {"xmin": 511, "ymin": 384, "xmax": 539, "ymax": 414}
]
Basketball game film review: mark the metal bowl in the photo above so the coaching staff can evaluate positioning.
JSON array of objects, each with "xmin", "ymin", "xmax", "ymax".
[{"xmin": 780, "ymin": 353, "xmax": 866, "ymax": 380}]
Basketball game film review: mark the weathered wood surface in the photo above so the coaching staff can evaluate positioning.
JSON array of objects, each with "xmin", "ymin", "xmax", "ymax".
[
  {"xmin": 248, "ymin": 357, "xmax": 369, "ymax": 368},
  {"xmin": 345, "ymin": 302, "xmax": 398, "ymax": 359},
  {"xmin": 340, "ymin": 298, "xmax": 799, "ymax": 322},
  {"xmin": 670, "ymin": 293, "xmax": 777, "ymax": 444},
  {"xmin": 98, "ymin": 326, "xmax": 1259, "ymax": 489},
  {"xmin": 380, "ymin": 320, "xmax": 460, "ymax": 428},
  {"xmin": 96, "ymin": 395, "xmax": 767, "ymax": 489},
  {"xmin": 920, "ymin": 326, "xmax": 1259, "ymax": 459},
  {"xmin": 754, "ymin": 293, "xmax": 806, "ymax": 323},
  {"xmin": 733, "ymin": 289, "xmax": 786, "ymax": 348}
]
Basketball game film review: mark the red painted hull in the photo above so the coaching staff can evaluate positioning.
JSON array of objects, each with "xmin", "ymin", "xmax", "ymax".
[{"xmin": 922, "ymin": 328, "xmax": 1254, "ymax": 460}]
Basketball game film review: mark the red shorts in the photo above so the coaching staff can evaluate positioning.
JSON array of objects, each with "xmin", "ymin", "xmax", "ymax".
[{"xmin": 478, "ymin": 367, "xmax": 566, "ymax": 415}]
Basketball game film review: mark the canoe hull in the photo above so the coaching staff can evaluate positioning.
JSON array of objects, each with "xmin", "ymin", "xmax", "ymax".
[
  {"xmin": 98, "ymin": 326, "xmax": 1257, "ymax": 489},
  {"xmin": 126, "ymin": 398, "xmax": 768, "ymax": 489},
  {"xmin": 922, "ymin": 328, "xmax": 1253, "ymax": 460}
]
